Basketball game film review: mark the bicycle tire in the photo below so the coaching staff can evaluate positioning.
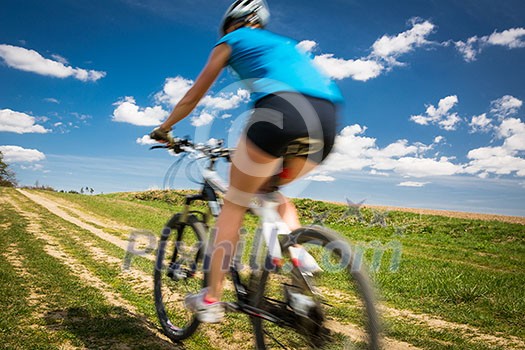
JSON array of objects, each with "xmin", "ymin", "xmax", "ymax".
[
  {"xmin": 249, "ymin": 225, "xmax": 381, "ymax": 349},
  {"xmin": 154, "ymin": 213, "xmax": 208, "ymax": 342}
]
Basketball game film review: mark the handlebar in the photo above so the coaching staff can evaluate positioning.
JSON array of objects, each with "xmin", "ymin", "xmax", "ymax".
[{"xmin": 150, "ymin": 137, "xmax": 233, "ymax": 163}]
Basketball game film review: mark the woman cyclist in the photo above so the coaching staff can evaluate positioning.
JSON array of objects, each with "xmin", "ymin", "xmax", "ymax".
[{"xmin": 150, "ymin": 0, "xmax": 343, "ymax": 323}]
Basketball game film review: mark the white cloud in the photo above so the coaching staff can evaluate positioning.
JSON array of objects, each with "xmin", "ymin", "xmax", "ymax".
[
  {"xmin": 455, "ymin": 27, "xmax": 525, "ymax": 61},
  {"xmin": 490, "ymin": 95, "xmax": 522, "ymax": 119},
  {"xmin": 200, "ymin": 89, "xmax": 250, "ymax": 110},
  {"xmin": 299, "ymin": 18, "xmax": 436, "ymax": 82},
  {"xmin": 487, "ymin": 28, "xmax": 525, "ymax": 48},
  {"xmin": 305, "ymin": 174, "xmax": 336, "ymax": 182},
  {"xmin": 313, "ymin": 54, "xmax": 384, "ymax": 81},
  {"xmin": 465, "ymin": 118, "xmax": 525, "ymax": 177},
  {"xmin": 0, "ymin": 145, "xmax": 46, "ymax": 163},
  {"xmin": 20, "ymin": 163, "xmax": 44, "ymax": 171},
  {"xmin": 467, "ymin": 145, "xmax": 509, "ymax": 159},
  {"xmin": 410, "ymin": 95, "xmax": 462, "ymax": 131},
  {"xmin": 136, "ymin": 135, "xmax": 157, "ymax": 145},
  {"xmin": 115, "ymin": 76, "xmax": 250, "ymax": 127},
  {"xmin": 426, "ymin": 95, "xmax": 458, "ymax": 118},
  {"xmin": 313, "ymin": 114, "xmax": 525, "ymax": 182},
  {"xmin": 112, "ymin": 97, "xmax": 169, "ymax": 126},
  {"xmin": 0, "ymin": 44, "xmax": 106, "ymax": 82},
  {"xmin": 433, "ymin": 136, "xmax": 445, "ymax": 144},
  {"xmin": 51, "ymin": 53, "xmax": 68, "ymax": 64},
  {"xmin": 397, "ymin": 181, "xmax": 429, "ymax": 187},
  {"xmin": 320, "ymin": 124, "xmax": 461, "ymax": 179},
  {"xmin": 297, "ymin": 39, "xmax": 386, "ymax": 82},
  {"xmin": 409, "ymin": 114, "xmax": 431, "ymax": 126},
  {"xmin": 388, "ymin": 157, "xmax": 461, "ymax": 178},
  {"xmin": 465, "ymin": 147, "xmax": 525, "ymax": 177},
  {"xmin": 371, "ymin": 18, "xmax": 435, "ymax": 64},
  {"xmin": 455, "ymin": 39, "xmax": 480, "ymax": 62},
  {"xmin": 439, "ymin": 113, "xmax": 462, "ymax": 131},
  {"xmin": 367, "ymin": 139, "xmax": 419, "ymax": 158},
  {"xmin": 469, "ymin": 113, "xmax": 493, "ymax": 133},
  {"xmin": 370, "ymin": 169, "xmax": 389, "ymax": 176},
  {"xmin": 296, "ymin": 40, "xmax": 318, "ymax": 53},
  {"xmin": 44, "ymin": 97, "xmax": 60, "ymax": 104},
  {"xmin": 323, "ymin": 124, "xmax": 376, "ymax": 171},
  {"xmin": 154, "ymin": 76, "xmax": 194, "ymax": 106},
  {"xmin": 0, "ymin": 109, "xmax": 49, "ymax": 134},
  {"xmin": 498, "ymin": 117, "xmax": 525, "ymax": 151},
  {"xmin": 455, "ymin": 37, "xmax": 479, "ymax": 62},
  {"xmin": 191, "ymin": 112, "xmax": 215, "ymax": 127},
  {"xmin": 205, "ymin": 138, "xmax": 221, "ymax": 147}
]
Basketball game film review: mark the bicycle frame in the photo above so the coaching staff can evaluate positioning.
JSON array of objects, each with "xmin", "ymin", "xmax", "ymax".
[{"xmin": 172, "ymin": 148, "xmax": 299, "ymax": 326}]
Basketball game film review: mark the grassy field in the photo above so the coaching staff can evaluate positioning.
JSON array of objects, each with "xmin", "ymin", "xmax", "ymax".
[{"xmin": 1, "ymin": 187, "xmax": 524, "ymax": 349}]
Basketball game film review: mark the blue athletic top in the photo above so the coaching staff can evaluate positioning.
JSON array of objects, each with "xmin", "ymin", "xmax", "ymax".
[{"xmin": 216, "ymin": 27, "xmax": 343, "ymax": 104}]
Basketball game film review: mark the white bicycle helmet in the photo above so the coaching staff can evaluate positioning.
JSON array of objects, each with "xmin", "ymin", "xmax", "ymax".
[{"xmin": 220, "ymin": 0, "xmax": 270, "ymax": 36}]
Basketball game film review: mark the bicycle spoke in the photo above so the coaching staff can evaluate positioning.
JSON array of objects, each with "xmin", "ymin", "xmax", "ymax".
[{"xmin": 264, "ymin": 329, "xmax": 290, "ymax": 349}]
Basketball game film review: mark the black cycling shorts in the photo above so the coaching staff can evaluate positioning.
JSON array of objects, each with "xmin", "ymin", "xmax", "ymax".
[{"xmin": 246, "ymin": 92, "xmax": 338, "ymax": 164}]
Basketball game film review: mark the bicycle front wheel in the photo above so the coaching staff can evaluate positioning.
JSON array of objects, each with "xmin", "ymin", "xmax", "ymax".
[
  {"xmin": 154, "ymin": 213, "xmax": 208, "ymax": 342},
  {"xmin": 250, "ymin": 225, "xmax": 381, "ymax": 349}
]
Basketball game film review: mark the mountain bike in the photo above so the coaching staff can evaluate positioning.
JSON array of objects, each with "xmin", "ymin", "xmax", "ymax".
[{"xmin": 152, "ymin": 138, "xmax": 381, "ymax": 349}]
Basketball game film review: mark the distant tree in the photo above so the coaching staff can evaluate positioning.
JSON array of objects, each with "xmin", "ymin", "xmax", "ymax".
[{"xmin": 0, "ymin": 151, "xmax": 17, "ymax": 187}]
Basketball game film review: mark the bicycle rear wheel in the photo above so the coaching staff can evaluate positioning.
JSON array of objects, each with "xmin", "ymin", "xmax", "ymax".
[
  {"xmin": 154, "ymin": 213, "xmax": 208, "ymax": 342},
  {"xmin": 249, "ymin": 225, "xmax": 381, "ymax": 349}
]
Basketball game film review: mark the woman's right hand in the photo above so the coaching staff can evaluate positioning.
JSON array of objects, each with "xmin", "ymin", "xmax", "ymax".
[{"xmin": 149, "ymin": 127, "xmax": 174, "ymax": 144}]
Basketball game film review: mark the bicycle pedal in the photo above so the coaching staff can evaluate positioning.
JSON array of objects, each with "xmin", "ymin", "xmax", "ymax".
[{"xmin": 288, "ymin": 292, "xmax": 316, "ymax": 318}]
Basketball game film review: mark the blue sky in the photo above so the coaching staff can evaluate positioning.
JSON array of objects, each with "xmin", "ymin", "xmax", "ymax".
[{"xmin": 1, "ymin": 0, "xmax": 525, "ymax": 216}]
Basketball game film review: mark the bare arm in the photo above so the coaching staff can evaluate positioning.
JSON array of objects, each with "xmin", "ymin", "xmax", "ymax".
[{"xmin": 159, "ymin": 43, "xmax": 231, "ymax": 131}]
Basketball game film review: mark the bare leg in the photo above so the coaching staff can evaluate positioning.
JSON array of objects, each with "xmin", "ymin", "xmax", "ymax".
[
  {"xmin": 277, "ymin": 157, "xmax": 318, "ymax": 231},
  {"xmin": 278, "ymin": 197, "xmax": 301, "ymax": 231},
  {"xmin": 206, "ymin": 136, "xmax": 280, "ymax": 301},
  {"xmin": 206, "ymin": 141, "xmax": 321, "ymax": 301}
]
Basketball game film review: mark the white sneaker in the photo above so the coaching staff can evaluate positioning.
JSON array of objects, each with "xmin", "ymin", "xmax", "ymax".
[
  {"xmin": 288, "ymin": 246, "xmax": 323, "ymax": 273},
  {"xmin": 184, "ymin": 289, "xmax": 225, "ymax": 323}
]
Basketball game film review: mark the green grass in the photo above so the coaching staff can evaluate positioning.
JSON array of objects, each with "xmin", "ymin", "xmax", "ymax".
[{"xmin": 2, "ymin": 187, "xmax": 524, "ymax": 349}]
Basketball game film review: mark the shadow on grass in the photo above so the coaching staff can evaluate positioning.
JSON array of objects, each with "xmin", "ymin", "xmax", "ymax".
[{"xmin": 44, "ymin": 306, "xmax": 184, "ymax": 349}]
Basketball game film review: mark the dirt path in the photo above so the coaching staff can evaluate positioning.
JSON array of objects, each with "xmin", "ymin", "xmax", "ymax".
[
  {"xmin": 3, "ymin": 192, "xmax": 176, "ymax": 349},
  {"xmin": 382, "ymin": 306, "xmax": 525, "ymax": 349},
  {"xmin": 14, "ymin": 189, "xmax": 525, "ymax": 349},
  {"xmin": 31, "ymin": 190, "xmax": 136, "ymax": 232},
  {"xmin": 17, "ymin": 189, "xmax": 155, "ymax": 261}
]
